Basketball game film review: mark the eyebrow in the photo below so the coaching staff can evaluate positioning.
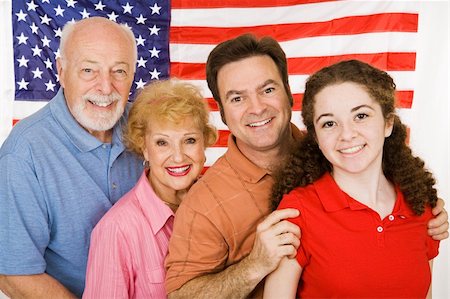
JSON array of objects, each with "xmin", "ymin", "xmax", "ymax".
[
  {"xmin": 315, "ymin": 104, "xmax": 375, "ymax": 124},
  {"xmin": 224, "ymin": 79, "xmax": 279, "ymax": 100}
]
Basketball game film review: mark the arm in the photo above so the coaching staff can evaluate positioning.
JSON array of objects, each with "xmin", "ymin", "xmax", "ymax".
[
  {"xmin": 0, "ymin": 274, "xmax": 77, "ymax": 299},
  {"xmin": 83, "ymin": 220, "xmax": 131, "ymax": 299},
  {"xmin": 427, "ymin": 198, "xmax": 449, "ymax": 240},
  {"xmin": 168, "ymin": 209, "xmax": 301, "ymax": 299},
  {"xmin": 263, "ymin": 257, "xmax": 302, "ymax": 299},
  {"xmin": 426, "ymin": 260, "xmax": 434, "ymax": 299}
]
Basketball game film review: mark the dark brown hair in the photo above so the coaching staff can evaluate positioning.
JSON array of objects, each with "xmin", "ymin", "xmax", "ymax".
[
  {"xmin": 206, "ymin": 33, "xmax": 293, "ymax": 123},
  {"xmin": 271, "ymin": 60, "xmax": 437, "ymax": 215}
]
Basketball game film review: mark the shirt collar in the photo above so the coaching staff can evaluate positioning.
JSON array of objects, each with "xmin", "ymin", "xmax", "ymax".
[
  {"xmin": 225, "ymin": 123, "xmax": 303, "ymax": 184},
  {"xmin": 134, "ymin": 170, "xmax": 174, "ymax": 234},
  {"xmin": 315, "ymin": 172, "xmax": 413, "ymax": 217},
  {"xmin": 49, "ymin": 88, "xmax": 127, "ymax": 153}
]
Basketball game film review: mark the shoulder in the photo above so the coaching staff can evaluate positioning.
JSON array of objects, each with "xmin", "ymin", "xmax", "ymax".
[
  {"xmin": 180, "ymin": 155, "xmax": 236, "ymax": 210},
  {"xmin": 278, "ymin": 184, "xmax": 318, "ymax": 211},
  {"xmin": 93, "ymin": 190, "xmax": 141, "ymax": 234},
  {"xmin": 0, "ymin": 104, "xmax": 53, "ymax": 156}
]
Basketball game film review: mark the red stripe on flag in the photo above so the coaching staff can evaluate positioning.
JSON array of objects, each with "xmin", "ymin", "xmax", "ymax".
[
  {"xmin": 171, "ymin": 0, "xmax": 334, "ymax": 9},
  {"xmin": 171, "ymin": 52, "xmax": 416, "ymax": 79},
  {"xmin": 170, "ymin": 13, "xmax": 418, "ymax": 44},
  {"xmin": 212, "ymin": 130, "xmax": 231, "ymax": 147},
  {"xmin": 288, "ymin": 53, "xmax": 417, "ymax": 74}
]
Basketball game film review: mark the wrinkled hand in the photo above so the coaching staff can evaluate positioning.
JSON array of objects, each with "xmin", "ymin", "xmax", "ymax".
[
  {"xmin": 428, "ymin": 198, "xmax": 449, "ymax": 240},
  {"xmin": 247, "ymin": 208, "xmax": 301, "ymax": 276}
]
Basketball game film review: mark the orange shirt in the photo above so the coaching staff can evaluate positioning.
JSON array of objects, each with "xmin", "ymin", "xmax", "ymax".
[{"xmin": 165, "ymin": 125, "xmax": 302, "ymax": 298}]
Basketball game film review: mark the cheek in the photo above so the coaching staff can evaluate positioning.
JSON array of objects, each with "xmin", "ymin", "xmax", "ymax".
[{"xmin": 190, "ymin": 146, "xmax": 206, "ymax": 164}]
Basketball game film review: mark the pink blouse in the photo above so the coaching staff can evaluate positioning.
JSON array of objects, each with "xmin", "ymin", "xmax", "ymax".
[{"xmin": 83, "ymin": 170, "xmax": 174, "ymax": 299}]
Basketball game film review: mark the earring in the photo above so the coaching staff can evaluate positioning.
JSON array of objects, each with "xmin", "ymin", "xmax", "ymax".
[{"xmin": 142, "ymin": 160, "xmax": 150, "ymax": 168}]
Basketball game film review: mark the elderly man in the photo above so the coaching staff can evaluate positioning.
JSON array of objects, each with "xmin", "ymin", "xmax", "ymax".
[
  {"xmin": 165, "ymin": 34, "xmax": 449, "ymax": 298},
  {"xmin": 0, "ymin": 17, "xmax": 142, "ymax": 298}
]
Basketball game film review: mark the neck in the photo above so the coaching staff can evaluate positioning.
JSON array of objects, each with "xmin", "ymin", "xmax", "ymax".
[
  {"xmin": 332, "ymin": 167, "xmax": 396, "ymax": 219},
  {"xmin": 147, "ymin": 172, "xmax": 188, "ymax": 213},
  {"xmin": 236, "ymin": 126, "xmax": 294, "ymax": 172},
  {"xmin": 89, "ymin": 129, "xmax": 113, "ymax": 143}
]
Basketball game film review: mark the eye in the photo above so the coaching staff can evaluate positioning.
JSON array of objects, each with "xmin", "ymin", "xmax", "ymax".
[
  {"xmin": 322, "ymin": 121, "xmax": 335, "ymax": 128},
  {"xmin": 113, "ymin": 69, "xmax": 128, "ymax": 80},
  {"xmin": 355, "ymin": 113, "xmax": 368, "ymax": 121},
  {"xmin": 185, "ymin": 137, "xmax": 197, "ymax": 144},
  {"xmin": 230, "ymin": 96, "xmax": 242, "ymax": 103},
  {"xmin": 264, "ymin": 87, "xmax": 275, "ymax": 94},
  {"xmin": 80, "ymin": 68, "xmax": 96, "ymax": 80},
  {"xmin": 156, "ymin": 139, "xmax": 167, "ymax": 146}
]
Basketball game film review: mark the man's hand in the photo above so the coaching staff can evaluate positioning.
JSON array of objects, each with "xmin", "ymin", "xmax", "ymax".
[
  {"xmin": 246, "ymin": 208, "xmax": 301, "ymax": 276},
  {"xmin": 428, "ymin": 198, "xmax": 449, "ymax": 240}
]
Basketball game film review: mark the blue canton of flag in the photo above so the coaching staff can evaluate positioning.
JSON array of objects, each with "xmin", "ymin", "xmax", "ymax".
[{"xmin": 12, "ymin": 0, "xmax": 170, "ymax": 102}]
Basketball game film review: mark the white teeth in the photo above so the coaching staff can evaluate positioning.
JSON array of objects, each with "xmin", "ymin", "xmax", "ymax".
[
  {"xmin": 167, "ymin": 165, "xmax": 190, "ymax": 173},
  {"xmin": 89, "ymin": 100, "xmax": 112, "ymax": 107},
  {"xmin": 340, "ymin": 145, "xmax": 364, "ymax": 154},
  {"xmin": 248, "ymin": 118, "xmax": 271, "ymax": 127}
]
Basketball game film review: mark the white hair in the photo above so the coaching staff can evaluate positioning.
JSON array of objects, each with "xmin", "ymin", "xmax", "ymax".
[{"xmin": 59, "ymin": 17, "xmax": 137, "ymax": 69}]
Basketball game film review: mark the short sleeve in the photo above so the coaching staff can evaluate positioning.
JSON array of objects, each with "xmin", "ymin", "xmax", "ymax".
[
  {"xmin": 165, "ymin": 191, "xmax": 228, "ymax": 293},
  {"xmin": 277, "ymin": 189, "xmax": 310, "ymax": 268},
  {"xmin": 0, "ymin": 153, "xmax": 49, "ymax": 274}
]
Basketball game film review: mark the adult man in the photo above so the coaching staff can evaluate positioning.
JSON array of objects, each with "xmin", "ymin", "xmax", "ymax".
[
  {"xmin": 0, "ymin": 17, "xmax": 142, "ymax": 298},
  {"xmin": 165, "ymin": 34, "xmax": 449, "ymax": 298}
]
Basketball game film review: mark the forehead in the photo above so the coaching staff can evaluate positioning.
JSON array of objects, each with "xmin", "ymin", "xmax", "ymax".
[
  {"xmin": 147, "ymin": 116, "xmax": 202, "ymax": 133},
  {"xmin": 65, "ymin": 24, "xmax": 134, "ymax": 66},
  {"xmin": 315, "ymin": 82, "xmax": 374, "ymax": 109},
  {"xmin": 217, "ymin": 55, "xmax": 281, "ymax": 94}
]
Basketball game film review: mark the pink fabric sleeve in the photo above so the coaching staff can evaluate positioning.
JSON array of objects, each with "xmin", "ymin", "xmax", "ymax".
[{"xmin": 83, "ymin": 222, "xmax": 133, "ymax": 299}]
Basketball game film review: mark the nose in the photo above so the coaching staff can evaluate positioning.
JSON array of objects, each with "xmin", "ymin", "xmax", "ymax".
[
  {"xmin": 339, "ymin": 122, "xmax": 357, "ymax": 141},
  {"xmin": 247, "ymin": 94, "xmax": 267, "ymax": 115},
  {"xmin": 172, "ymin": 144, "xmax": 185, "ymax": 163},
  {"xmin": 96, "ymin": 72, "xmax": 113, "ymax": 95}
]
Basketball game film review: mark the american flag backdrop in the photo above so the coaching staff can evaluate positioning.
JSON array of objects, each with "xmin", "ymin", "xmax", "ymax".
[
  {"xmin": 4, "ymin": 0, "xmax": 421, "ymax": 167},
  {"xmin": 0, "ymin": 1, "xmax": 449, "ymax": 297}
]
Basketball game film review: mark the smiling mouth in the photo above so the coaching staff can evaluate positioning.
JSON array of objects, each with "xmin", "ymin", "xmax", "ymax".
[
  {"xmin": 248, "ymin": 118, "xmax": 272, "ymax": 127},
  {"xmin": 88, "ymin": 100, "xmax": 114, "ymax": 108},
  {"xmin": 166, "ymin": 165, "xmax": 191, "ymax": 176},
  {"xmin": 339, "ymin": 145, "xmax": 365, "ymax": 154}
]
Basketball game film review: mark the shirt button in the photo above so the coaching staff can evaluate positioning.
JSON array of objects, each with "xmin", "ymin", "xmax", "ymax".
[
  {"xmin": 377, "ymin": 226, "xmax": 384, "ymax": 233},
  {"xmin": 388, "ymin": 215, "xmax": 395, "ymax": 221},
  {"xmin": 112, "ymin": 183, "xmax": 117, "ymax": 189},
  {"xmin": 102, "ymin": 144, "xmax": 107, "ymax": 149}
]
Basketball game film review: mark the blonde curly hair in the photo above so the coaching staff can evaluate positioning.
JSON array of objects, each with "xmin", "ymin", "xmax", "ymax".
[{"xmin": 124, "ymin": 79, "xmax": 218, "ymax": 159}]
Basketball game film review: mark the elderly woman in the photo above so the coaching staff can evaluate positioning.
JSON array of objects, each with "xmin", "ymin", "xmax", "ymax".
[{"xmin": 83, "ymin": 79, "xmax": 217, "ymax": 299}]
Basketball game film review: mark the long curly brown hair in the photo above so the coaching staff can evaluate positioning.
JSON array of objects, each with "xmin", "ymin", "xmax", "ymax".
[{"xmin": 271, "ymin": 60, "xmax": 437, "ymax": 215}]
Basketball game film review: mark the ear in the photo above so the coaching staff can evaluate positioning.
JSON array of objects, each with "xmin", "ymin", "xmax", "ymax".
[
  {"xmin": 142, "ymin": 144, "xmax": 149, "ymax": 162},
  {"xmin": 56, "ymin": 58, "xmax": 65, "ymax": 88},
  {"xmin": 384, "ymin": 114, "xmax": 395, "ymax": 137}
]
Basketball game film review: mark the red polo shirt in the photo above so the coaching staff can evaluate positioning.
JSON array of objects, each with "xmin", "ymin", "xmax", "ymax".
[{"xmin": 278, "ymin": 172, "xmax": 439, "ymax": 298}]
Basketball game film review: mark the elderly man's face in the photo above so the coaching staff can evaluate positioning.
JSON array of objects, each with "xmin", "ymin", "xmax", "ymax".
[{"xmin": 58, "ymin": 21, "xmax": 135, "ymax": 135}]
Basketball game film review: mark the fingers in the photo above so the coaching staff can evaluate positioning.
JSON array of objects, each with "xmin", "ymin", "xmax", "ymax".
[
  {"xmin": 428, "ymin": 218, "xmax": 449, "ymax": 240},
  {"xmin": 430, "ymin": 231, "xmax": 449, "ymax": 241},
  {"xmin": 248, "ymin": 209, "xmax": 301, "ymax": 274},
  {"xmin": 257, "ymin": 208, "xmax": 300, "ymax": 231},
  {"xmin": 278, "ymin": 231, "xmax": 300, "ymax": 249},
  {"xmin": 432, "ymin": 198, "xmax": 445, "ymax": 216},
  {"xmin": 428, "ymin": 207, "xmax": 448, "ymax": 229}
]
